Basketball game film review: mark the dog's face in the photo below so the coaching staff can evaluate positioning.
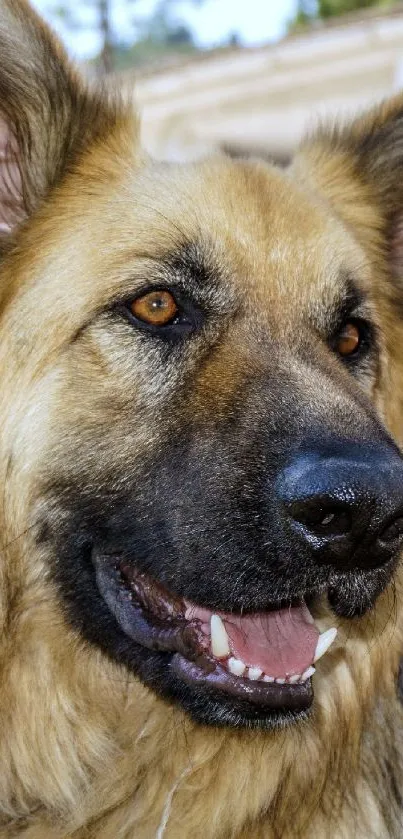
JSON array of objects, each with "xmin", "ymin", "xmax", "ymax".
[{"xmin": 2, "ymin": 0, "xmax": 403, "ymax": 731}]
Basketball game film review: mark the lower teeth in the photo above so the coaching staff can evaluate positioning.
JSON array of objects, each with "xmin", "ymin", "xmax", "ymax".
[{"xmin": 226, "ymin": 659, "xmax": 315, "ymax": 685}]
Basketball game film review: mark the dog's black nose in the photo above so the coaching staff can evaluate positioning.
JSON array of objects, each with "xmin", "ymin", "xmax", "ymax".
[{"xmin": 278, "ymin": 441, "xmax": 403, "ymax": 569}]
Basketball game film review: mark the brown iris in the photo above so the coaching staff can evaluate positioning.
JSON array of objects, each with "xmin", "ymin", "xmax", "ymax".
[
  {"xmin": 130, "ymin": 290, "xmax": 178, "ymax": 327},
  {"xmin": 336, "ymin": 322, "xmax": 361, "ymax": 357}
]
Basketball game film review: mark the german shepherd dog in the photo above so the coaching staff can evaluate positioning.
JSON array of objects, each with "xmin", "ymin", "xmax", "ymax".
[{"xmin": 3, "ymin": 2, "xmax": 403, "ymax": 837}]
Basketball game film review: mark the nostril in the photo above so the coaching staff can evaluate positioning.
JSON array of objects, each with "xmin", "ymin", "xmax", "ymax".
[
  {"xmin": 315, "ymin": 508, "xmax": 352, "ymax": 535},
  {"xmin": 289, "ymin": 500, "xmax": 352, "ymax": 537}
]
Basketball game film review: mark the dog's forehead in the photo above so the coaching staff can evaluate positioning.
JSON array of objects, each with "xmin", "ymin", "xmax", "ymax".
[
  {"xmin": 117, "ymin": 155, "xmax": 369, "ymax": 317},
  {"xmin": 6, "ymin": 153, "xmax": 370, "ymax": 353}
]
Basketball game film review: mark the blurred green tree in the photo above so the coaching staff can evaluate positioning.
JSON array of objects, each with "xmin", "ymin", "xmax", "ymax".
[
  {"xmin": 51, "ymin": 0, "xmax": 203, "ymax": 74},
  {"xmin": 292, "ymin": 0, "xmax": 391, "ymax": 29},
  {"xmin": 318, "ymin": 0, "xmax": 390, "ymax": 15},
  {"xmin": 113, "ymin": 3, "xmax": 198, "ymax": 71}
]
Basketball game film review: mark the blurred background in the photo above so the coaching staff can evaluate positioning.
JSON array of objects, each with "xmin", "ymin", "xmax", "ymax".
[{"xmin": 31, "ymin": 0, "xmax": 403, "ymax": 162}]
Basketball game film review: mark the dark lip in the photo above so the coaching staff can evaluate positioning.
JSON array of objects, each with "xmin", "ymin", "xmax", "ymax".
[
  {"xmin": 93, "ymin": 550, "xmax": 316, "ymax": 714},
  {"xmin": 171, "ymin": 654, "xmax": 313, "ymax": 710},
  {"xmin": 94, "ymin": 553, "xmax": 206, "ymax": 658}
]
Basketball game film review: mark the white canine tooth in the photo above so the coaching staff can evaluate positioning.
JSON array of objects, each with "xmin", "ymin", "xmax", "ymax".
[
  {"xmin": 288, "ymin": 674, "xmax": 301, "ymax": 684},
  {"xmin": 275, "ymin": 677, "xmax": 286, "ymax": 684},
  {"xmin": 263, "ymin": 675, "xmax": 275, "ymax": 683},
  {"xmin": 228, "ymin": 657, "xmax": 246, "ymax": 677},
  {"xmin": 210, "ymin": 615, "xmax": 230, "ymax": 658},
  {"xmin": 314, "ymin": 628, "xmax": 337, "ymax": 663},
  {"xmin": 248, "ymin": 667, "xmax": 263, "ymax": 681},
  {"xmin": 301, "ymin": 666, "xmax": 316, "ymax": 682}
]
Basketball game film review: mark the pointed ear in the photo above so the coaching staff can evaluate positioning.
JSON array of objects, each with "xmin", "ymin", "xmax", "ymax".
[
  {"xmin": 295, "ymin": 94, "xmax": 403, "ymax": 276},
  {"xmin": 0, "ymin": 0, "xmax": 133, "ymax": 238}
]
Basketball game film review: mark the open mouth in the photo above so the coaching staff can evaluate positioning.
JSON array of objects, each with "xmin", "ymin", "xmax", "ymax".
[{"xmin": 93, "ymin": 552, "xmax": 338, "ymax": 715}]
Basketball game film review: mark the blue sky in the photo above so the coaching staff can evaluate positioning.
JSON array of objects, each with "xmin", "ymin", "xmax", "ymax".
[{"xmin": 31, "ymin": 0, "xmax": 297, "ymax": 59}]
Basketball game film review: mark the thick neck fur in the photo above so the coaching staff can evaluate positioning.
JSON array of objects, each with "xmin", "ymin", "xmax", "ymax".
[{"xmin": 0, "ymin": 543, "xmax": 402, "ymax": 839}]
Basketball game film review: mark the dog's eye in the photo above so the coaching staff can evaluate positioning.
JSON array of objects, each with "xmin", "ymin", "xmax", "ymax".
[
  {"xmin": 335, "ymin": 322, "xmax": 361, "ymax": 357},
  {"xmin": 130, "ymin": 290, "xmax": 179, "ymax": 327},
  {"xmin": 123, "ymin": 287, "xmax": 201, "ymax": 339},
  {"xmin": 328, "ymin": 315, "xmax": 377, "ymax": 381}
]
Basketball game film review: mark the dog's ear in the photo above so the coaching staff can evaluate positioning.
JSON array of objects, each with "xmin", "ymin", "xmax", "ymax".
[
  {"xmin": 295, "ymin": 95, "xmax": 403, "ymax": 276},
  {"xmin": 0, "ymin": 0, "xmax": 133, "ymax": 236}
]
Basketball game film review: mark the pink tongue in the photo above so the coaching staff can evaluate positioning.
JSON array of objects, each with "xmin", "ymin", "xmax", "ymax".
[
  {"xmin": 186, "ymin": 602, "xmax": 319, "ymax": 679},
  {"xmin": 224, "ymin": 605, "xmax": 319, "ymax": 678}
]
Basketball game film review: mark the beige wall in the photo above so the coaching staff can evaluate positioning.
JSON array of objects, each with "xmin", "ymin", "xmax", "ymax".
[{"xmin": 123, "ymin": 6, "xmax": 403, "ymax": 162}]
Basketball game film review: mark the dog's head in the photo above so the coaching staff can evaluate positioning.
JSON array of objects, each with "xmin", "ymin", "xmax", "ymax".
[{"xmin": 2, "ymin": 0, "xmax": 403, "ymax": 731}]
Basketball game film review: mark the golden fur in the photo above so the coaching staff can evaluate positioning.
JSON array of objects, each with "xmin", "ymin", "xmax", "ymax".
[{"xmin": 1, "ymin": 2, "xmax": 403, "ymax": 837}]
